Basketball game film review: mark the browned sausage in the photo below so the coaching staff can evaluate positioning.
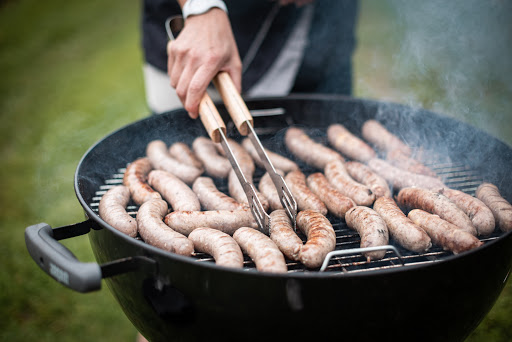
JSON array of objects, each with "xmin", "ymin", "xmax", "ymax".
[
  {"xmin": 344, "ymin": 161, "xmax": 392, "ymax": 198},
  {"xmin": 188, "ymin": 227, "xmax": 244, "ymax": 268},
  {"xmin": 327, "ymin": 123, "xmax": 377, "ymax": 162},
  {"xmin": 373, "ymin": 197, "xmax": 431, "ymax": 253},
  {"xmin": 386, "ymin": 149, "xmax": 437, "ymax": 177},
  {"xmin": 258, "ymin": 171, "xmax": 284, "ymax": 211},
  {"xmin": 192, "ymin": 136, "xmax": 231, "ymax": 178},
  {"xmin": 345, "ymin": 206, "xmax": 389, "ymax": 261},
  {"xmin": 368, "ymin": 158, "xmax": 445, "ymax": 190},
  {"xmin": 296, "ymin": 210, "xmax": 336, "ymax": 268},
  {"xmin": 437, "ymin": 187, "xmax": 495, "ymax": 236},
  {"xmin": 192, "ymin": 176, "xmax": 245, "ymax": 211},
  {"xmin": 408, "ymin": 209, "xmax": 483, "ymax": 254},
  {"xmin": 147, "ymin": 170, "xmax": 201, "ymax": 211},
  {"xmin": 324, "ymin": 160, "xmax": 375, "ymax": 206},
  {"xmin": 241, "ymin": 138, "xmax": 298, "ymax": 173},
  {"xmin": 269, "ymin": 209, "xmax": 303, "ymax": 261},
  {"xmin": 476, "ymin": 183, "xmax": 512, "ymax": 232},
  {"xmin": 146, "ymin": 140, "xmax": 203, "ymax": 184},
  {"xmin": 164, "ymin": 208, "xmax": 258, "ymax": 236},
  {"xmin": 361, "ymin": 119, "xmax": 412, "ymax": 156},
  {"xmin": 123, "ymin": 157, "xmax": 162, "ymax": 205},
  {"xmin": 285, "ymin": 127, "xmax": 344, "ymax": 169},
  {"xmin": 397, "ymin": 187, "xmax": 477, "ymax": 236},
  {"xmin": 228, "ymin": 169, "xmax": 270, "ymax": 212},
  {"xmin": 285, "ymin": 170, "xmax": 328, "ymax": 215},
  {"xmin": 218, "ymin": 138, "xmax": 255, "ymax": 175},
  {"xmin": 168, "ymin": 142, "xmax": 204, "ymax": 170},
  {"xmin": 233, "ymin": 227, "xmax": 288, "ymax": 273},
  {"xmin": 306, "ymin": 172, "xmax": 356, "ymax": 218},
  {"xmin": 137, "ymin": 199, "xmax": 194, "ymax": 256},
  {"xmin": 98, "ymin": 185, "xmax": 137, "ymax": 237}
]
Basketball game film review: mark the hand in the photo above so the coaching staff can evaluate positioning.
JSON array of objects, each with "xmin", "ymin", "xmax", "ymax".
[{"xmin": 167, "ymin": 8, "xmax": 242, "ymax": 119}]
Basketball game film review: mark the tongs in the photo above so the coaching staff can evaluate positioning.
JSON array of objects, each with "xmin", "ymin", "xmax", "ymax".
[{"xmin": 165, "ymin": 17, "xmax": 297, "ymax": 233}]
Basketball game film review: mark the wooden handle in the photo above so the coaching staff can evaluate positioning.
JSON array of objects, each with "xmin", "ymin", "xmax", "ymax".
[
  {"xmin": 198, "ymin": 92, "xmax": 226, "ymax": 143},
  {"xmin": 213, "ymin": 71, "xmax": 253, "ymax": 136}
]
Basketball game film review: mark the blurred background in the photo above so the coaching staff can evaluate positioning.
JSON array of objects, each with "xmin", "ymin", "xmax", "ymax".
[{"xmin": 1, "ymin": 0, "xmax": 511, "ymax": 341}]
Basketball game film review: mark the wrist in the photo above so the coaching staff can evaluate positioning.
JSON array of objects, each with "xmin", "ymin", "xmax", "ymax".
[{"xmin": 182, "ymin": 0, "xmax": 228, "ymax": 20}]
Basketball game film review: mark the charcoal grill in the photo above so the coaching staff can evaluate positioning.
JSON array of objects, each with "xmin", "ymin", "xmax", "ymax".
[{"xmin": 25, "ymin": 95, "xmax": 512, "ymax": 341}]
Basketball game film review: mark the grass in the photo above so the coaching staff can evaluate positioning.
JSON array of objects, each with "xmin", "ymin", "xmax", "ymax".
[{"xmin": 1, "ymin": 0, "xmax": 511, "ymax": 341}]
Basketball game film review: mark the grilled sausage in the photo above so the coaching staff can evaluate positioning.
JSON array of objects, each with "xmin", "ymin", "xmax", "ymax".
[
  {"xmin": 188, "ymin": 227, "xmax": 244, "ymax": 268},
  {"xmin": 164, "ymin": 208, "xmax": 258, "ymax": 236},
  {"xmin": 324, "ymin": 160, "xmax": 375, "ymax": 206},
  {"xmin": 146, "ymin": 140, "xmax": 202, "ymax": 184},
  {"xmin": 368, "ymin": 158, "xmax": 445, "ymax": 190},
  {"xmin": 218, "ymin": 138, "xmax": 255, "ymax": 174},
  {"xmin": 361, "ymin": 119, "xmax": 412, "ymax": 156},
  {"xmin": 344, "ymin": 161, "xmax": 392, "ymax": 198},
  {"xmin": 168, "ymin": 142, "xmax": 204, "ymax": 170},
  {"xmin": 233, "ymin": 227, "xmax": 288, "ymax": 273},
  {"xmin": 408, "ymin": 209, "xmax": 483, "ymax": 254},
  {"xmin": 297, "ymin": 210, "xmax": 336, "ymax": 268},
  {"xmin": 123, "ymin": 157, "xmax": 162, "ymax": 205},
  {"xmin": 306, "ymin": 172, "xmax": 356, "ymax": 219},
  {"xmin": 241, "ymin": 138, "xmax": 298, "ymax": 173},
  {"xmin": 258, "ymin": 171, "xmax": 284, "ymax": 211},
  {"xmin": 397, "ymin": 187, "xmax": 477, "ymax": 236},
  {"xmin": 386, "ymin": 149, "xmax": 437, "ymax": 177},
  {"xmin": 476, "ymin": 183, "xmax": 512, "ymax": 232},
  {"xmin": 147, "ymin": 170, "xmax": 200, "ymax": 211},
  {"xmin": 327, "ymin": 123, "xmax": 377, "ymax": 162},
  {"xmin": 345, "ymin": 206, "xmax": 389, "ymax": 261},
  {"xmin": 192, "ymin": 136, "xmax": 231, "ymax": 178},
  {"xmin": 285, "ymin": 127, "xmax": 344, "ymax": 169},
  {"xmin": 285, "ymin": 170, "xmax": 328, "ymax": 215},
  {"xmin": 192, "ymin": 176, "xmax": 245, "ymax": 211},
  {"xmin": 437, "ymin": 187, "xmax": 495, "ymax": 236},
  {"xmin": 228, "ymin": 169, "xmax": 270, "ymax": 212},
  {"xmin": 269, "ymin": 209, "xmax": 303, "ymax": 261},
  {"xmin": 137, "ymin": 199, "xmax": 194, "ymax": 256},
  {"xmin": 98, "ymin": 185, "xmax": 137, "ymax": 237},
  {"xmin": 373, "ymin": 197, "xmax": 431, "ymax": 253}
]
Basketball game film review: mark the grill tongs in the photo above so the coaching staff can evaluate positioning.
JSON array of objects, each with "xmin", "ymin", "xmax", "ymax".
[{"xmin": 165, "ymin": 17, "xmax": 297, "ymax": 233}]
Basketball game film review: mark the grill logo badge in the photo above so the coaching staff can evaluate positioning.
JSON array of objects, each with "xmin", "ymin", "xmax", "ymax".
[{"xmin": 49, "ymin": 262, "xmax": 70, "ymax": 285}]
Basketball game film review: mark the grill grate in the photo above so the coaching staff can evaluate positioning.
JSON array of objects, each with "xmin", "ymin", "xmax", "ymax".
[{"xmin": 89, "ymin": 150, "xmax": 500, "ymax": 274}]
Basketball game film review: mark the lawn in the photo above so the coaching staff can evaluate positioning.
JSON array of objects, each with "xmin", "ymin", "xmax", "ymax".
[{"xmin": 1, "ymin": 0, "xmax": 511, "ymax": 341}]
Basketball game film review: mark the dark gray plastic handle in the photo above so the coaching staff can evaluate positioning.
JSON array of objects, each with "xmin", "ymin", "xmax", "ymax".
[{"xmin": 25, "ymin": 222, "xmax": 102, "ymax": 293}]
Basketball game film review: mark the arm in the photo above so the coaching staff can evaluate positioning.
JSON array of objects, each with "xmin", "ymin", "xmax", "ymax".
[{"xmin": 167, "ymin": 0, "xmax": 241, "ymax": 118}]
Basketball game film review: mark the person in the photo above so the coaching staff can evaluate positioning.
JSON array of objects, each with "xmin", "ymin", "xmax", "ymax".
[{"xmin": 142, "ymin": 0, "xmax": 358, "ymax": 117}]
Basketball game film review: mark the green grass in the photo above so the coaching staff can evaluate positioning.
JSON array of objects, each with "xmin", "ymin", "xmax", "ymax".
[{"xmin": 1, "ymin": 0, "xmax": 511, "ymax": 341}]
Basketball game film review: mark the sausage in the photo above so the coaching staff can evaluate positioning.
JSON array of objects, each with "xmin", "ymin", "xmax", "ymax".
[
  {"xmin": 285, "ymin": 170, "xmax": 328, "ymax": 215},
  {"xmin": 228, "ymin": 169, "xmax": 270, "ymax": 212},
  {"xmin": 168, "ymin": 142, "xmax": 204, "ymax": 170},
  {"xmin": 241, "ymin": 138, "xmax": 298, "ymax": 173},
  {"xmin": 476, "ymin": 183, "xmax": 512, "ymax": 232},
  {"xmin": 397, "ymin": 187, "xmax": 477, "ymax": 236},
  {"xmin": 98, "ymin": 185, "xmax": 137, "ymax": 237},
  {"xmin": 164, "ymin": 208, "xmax": 258, "ymax": 236},
  {"xmin": 408, "ymin": 209, "xmax": 483, "ymax": 254},
  {"xmin": 192, "ymin": 176, "xmax": 245, "ymax": 211},
  {"xmin": 269, "ymin": 209, "xmax": 303, "ymax": 261},
  {"xmin": 386, "ymin": 149, "xmax": 437, "ymax": 177},
  {"xmin": 192, "ymin": 136, "xmax": 231, "ymax": 178},
  {"xmin": 147, "ymin": 170, "xmax": 201, "ymax": 211},
  {"xmin": 324, "ymin": 160, "xmax": 375, "ymax": 206},
  {"xmin": 233, "ymin": 227, "xmax": 288, "ymax": 273},
  {"xmin": 373, "ymin": 197, "xmax": 431, "ymax": 253},
  {"xmin": 306, "ymin": 172, "xmax": 356, "ymax": 218},
  {"xmin": 361, "ymin": 119, "xmax": 412, "ymax": 156},
  {"xmin": 258, "ymin": 171, "xmax": 284, "ymax": 211},
  {"xmin": 123, "ymin": 157, "xmax": 161, "ymax": 205},
  {"xmin": 296, "ymin": 210, "xmax": 336, "ymax": 268},
  {"xmin": 137, "ymin": 199, "xmax": 194, "ymax": 256},
  {"xmin": 146, "ymin": 140, "xmax": 203, "ymax": 184},
  {"xmin": 285, "ymin": 127, "xmax": 344, "ymax": 169},
  {"xmin": 368, "ymin": 158, "xmax": 445, "ymax": 190},
  {"xmin": 217, "ymin": 138, "xmax": 255, "ymax": 175},
  {"xmin": 327, "ymin": 123, "xmax": 377, "ymax": 162},
  {"xmin": 188, "ymin": 227, "xmax": 244, "ymax": 268},
  {"xmin": 437, "ymin": 187, "xmax": 495, "ymax": 236},
  {"xmin": 345, "ymin": 206, "xmax": 389, "ymax": 261},
  {"xmin": 344, "ymin": 161, "xmax": 392, "ymax": 198}
]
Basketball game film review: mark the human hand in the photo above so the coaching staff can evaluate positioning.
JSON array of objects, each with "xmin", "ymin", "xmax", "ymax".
[{"xmin": 167, "ymin": 8, "xmax": 242, "ymax": 119}]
